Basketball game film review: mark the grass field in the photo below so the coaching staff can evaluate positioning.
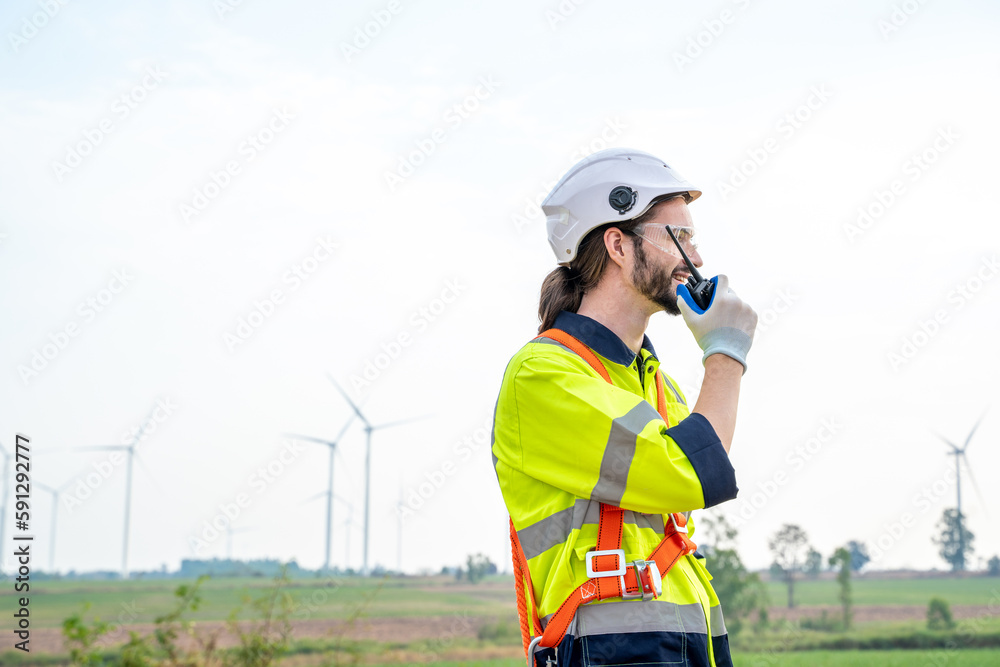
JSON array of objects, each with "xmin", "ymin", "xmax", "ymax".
[
  {"xmin": 1, "ymin": 573, "xmax": 998, "ymax": 665},
  {"xmin": 764, "ymin": 576, "xmax": 1000, "ymax": 607}
]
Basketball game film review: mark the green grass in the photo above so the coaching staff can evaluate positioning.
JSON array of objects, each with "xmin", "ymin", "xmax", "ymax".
[
  {"xmin": 764, "ymin": 575, "xmax": 1000, "ymax": 606},
  {"xmin": 738, "ymin": 648, "xmax": 1000, "ymax": 665},
  {"xmin": 1, "ymin": 575, "xmax": 513, "ymax": 627}
]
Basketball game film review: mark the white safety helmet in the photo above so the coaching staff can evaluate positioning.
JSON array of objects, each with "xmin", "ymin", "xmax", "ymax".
[{"xmin": 543, "ymin": 148, "xmax": 701, "ymax": 265}]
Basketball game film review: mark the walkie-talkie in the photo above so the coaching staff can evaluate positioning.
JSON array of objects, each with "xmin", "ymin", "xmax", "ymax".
[{"xmin": 665, "ymin": 226, "xmax": 715, "ymax": 311}]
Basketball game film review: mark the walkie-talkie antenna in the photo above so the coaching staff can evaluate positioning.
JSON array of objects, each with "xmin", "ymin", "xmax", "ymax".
[
  {"xmin": 664, "ymin": 225, "xmax": 715, "ymax": 310},
  {"xmin": 665, "ymin": 226, "xmax": 704, "ymax": 283}
]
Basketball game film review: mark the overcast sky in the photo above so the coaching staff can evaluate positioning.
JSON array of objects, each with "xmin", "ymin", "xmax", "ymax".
[{"xmin": 1, "ymin": 0, "xmax": 999, "ymax": 579}]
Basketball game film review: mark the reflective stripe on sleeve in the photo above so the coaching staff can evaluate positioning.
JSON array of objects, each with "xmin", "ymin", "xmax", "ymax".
[
  {"xmin": 517, "ymin": 498, "xmax": 665, "ymax": 561},
  {"xmin": 660, "ymin": 374, "xmax": 686, "ymax": 406},
  {"xmin": 591, "ymin": 400, "xmax": 661, "ymax": 505},
  {"xmin": 710, "ymin": 604, "xmax": 728, "ymax": 637}
]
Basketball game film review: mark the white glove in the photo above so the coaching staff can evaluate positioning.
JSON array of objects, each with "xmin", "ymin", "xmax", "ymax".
[{"xmin": 677, "ymin": 274, "xmax": 758, "ymax": 373}]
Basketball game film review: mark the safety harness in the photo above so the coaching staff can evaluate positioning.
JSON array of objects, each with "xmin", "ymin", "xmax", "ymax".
[{"xmin": 510, "ymin": 328, "xmax": 699, "ymax": 666}]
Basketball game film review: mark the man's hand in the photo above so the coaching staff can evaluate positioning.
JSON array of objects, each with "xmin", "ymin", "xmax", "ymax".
[{"xmin": 677, "ymin": 274, "xmax": 758, "ymax": 374}]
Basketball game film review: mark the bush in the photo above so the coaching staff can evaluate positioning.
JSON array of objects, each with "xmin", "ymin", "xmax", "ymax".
[
  {"xmin": 477, "ymin": 617, "xmax": 521, "ymax": 644},
  {"xmin": 799, "ymin": 610, "xmax": 843, "ymax": 633},
  {"xmin": 927, "ymin": 597, "xmax": 956, "ymax": 631}
]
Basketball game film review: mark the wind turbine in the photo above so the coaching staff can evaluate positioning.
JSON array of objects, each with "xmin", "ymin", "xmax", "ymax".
[
  {"xmin": 74, "ymin": 407, "xmax": 157, "ymax": 579},
  {"xmin": 328, "ymin": 374, "xmax": 425, "ymax": 575},
  {"xmin": 224, "ymin": 524, "xmax": 256, "ymax": 561},
  {"xmin": 335, "ymin": 494, "xmax": 355, "ymax": 569},
  {"xmin": 0, "ymin": 442, "xmax": 11, "ymax": 570},
  {"xmin": 934, "ymin": 413, "xmax": 988, "ymax": 571},
  {"xmin": 286, "ymin": 414, "xmax": 356, "ymax": 574},
  {"xmin": 35, "ymin": 479, "xmax": 74, "ymax": 573}
]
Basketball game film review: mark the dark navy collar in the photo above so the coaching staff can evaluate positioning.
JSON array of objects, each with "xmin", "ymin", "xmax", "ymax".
[{"xmin": 552, "ymin": 311, "xmax": 658, "ymax": 367}]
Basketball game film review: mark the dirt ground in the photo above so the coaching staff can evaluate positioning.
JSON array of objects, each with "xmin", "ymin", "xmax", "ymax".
[{"xmin": 26, "ymin": 604, "xmax": 999, "ymax": 656}]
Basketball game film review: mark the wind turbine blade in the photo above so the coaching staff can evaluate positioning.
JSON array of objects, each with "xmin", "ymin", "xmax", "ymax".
[
  {"xmin": 963, "ymin": 413, "xmax": 987, "ymax": 450},
  {"xmin": 299, "ymin": 491, "xmax": 327, "ymax": 505},
  {"xmin": 72, "ymin": 445, "xmax": 129, "ymax": 452},
  {"xmin": 134, "ymin": 454, "xmax": 165, "ymax": 495},
  {"xmin": 961, "ymin": 453, "xmax": 990, "ymax": 517},
  {"xmin": 373, "ymin": 414, "xmax": 432, "ymax": 432},
  {"xmin": 327, "ymin": 374, "xmax": 370, "ymax": 426},
  {"xmin": 35, "ymin": 481, "xmax": 56, "ymax": 495},
  {"xmin": 132, "ymin": 406, "xmax": 159, "ymax": 447},
  {"xmin": 285, "ymin": 433, "xmax": 337, "ymax": 446},
  {"xmin": 333, "ymin": 413, "xmax": 357, "ymax": 442},
  {"xmin": 932, "ymin": 432, "xmax": 961, "ymax": 453}
]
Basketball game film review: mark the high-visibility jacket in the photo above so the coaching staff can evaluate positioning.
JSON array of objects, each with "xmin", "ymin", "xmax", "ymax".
[{"xmin": 492, "ymin": 311, "xmax": 739, "ymax": 667}]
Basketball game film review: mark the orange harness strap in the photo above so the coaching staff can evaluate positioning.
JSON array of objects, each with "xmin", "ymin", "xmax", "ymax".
[{"xmin": 509, "ymin": 329, "xmax": 698, "ymax": 664}]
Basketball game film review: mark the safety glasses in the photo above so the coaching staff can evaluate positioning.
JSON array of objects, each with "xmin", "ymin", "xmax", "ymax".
[{"xmin": 635, "ymin": 224, "xmax": 699, "ymax": 258}]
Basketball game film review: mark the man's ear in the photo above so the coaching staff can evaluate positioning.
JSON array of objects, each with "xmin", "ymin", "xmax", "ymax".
[{"xmin": 603, "ymin": 227, "xmax": 629, "ymax": 269}]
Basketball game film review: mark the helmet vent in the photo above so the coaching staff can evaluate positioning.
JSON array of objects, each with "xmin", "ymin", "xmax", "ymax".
[{"xmin": 608, "ymin": 186, "xmax": 637, "ymax": 215}]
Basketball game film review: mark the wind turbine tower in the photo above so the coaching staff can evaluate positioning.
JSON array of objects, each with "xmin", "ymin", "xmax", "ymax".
[
  {"xmin": 935, "ymin": 414, "xmax": 987, "ymax": 571},
  {"xmin": 286, "ymin": 414, "xmax": 356, "ymax": 573}
]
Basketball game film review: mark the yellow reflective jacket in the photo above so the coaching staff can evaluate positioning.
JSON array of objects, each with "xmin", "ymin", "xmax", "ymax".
[{"xmin": 492, "ymin": 311, "xmax": 738, "ymax": 667}]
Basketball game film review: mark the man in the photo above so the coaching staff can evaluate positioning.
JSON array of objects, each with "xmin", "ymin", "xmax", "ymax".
[{"xmin": 492, "ymin": 148, "xmax": 757, "ymax": 667}]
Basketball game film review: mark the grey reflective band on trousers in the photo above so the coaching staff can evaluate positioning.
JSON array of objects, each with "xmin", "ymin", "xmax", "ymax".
[
  {"xmin": 516, "ymin": 498, "xmax": 667, "ymax": 561},
  {"xmin": 540, "ymin": 600, "xmax": 728, "ymax": 637}
]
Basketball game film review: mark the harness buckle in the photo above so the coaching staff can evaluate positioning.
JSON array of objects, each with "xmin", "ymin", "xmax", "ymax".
[
  {"xmin": 621, "ymin": 560, "xmax": 662, "ymax": 601},
  {"xmin": 668, "ymin": 513, "xmax": 688, "ymax": 534},
  {"xmin": 585, "ymin": 549, "xmax": 626, "ymax": 579}
]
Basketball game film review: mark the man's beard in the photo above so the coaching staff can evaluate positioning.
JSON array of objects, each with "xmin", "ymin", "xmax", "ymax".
[{"xmin": 632, "ymin": 239, "xmax": 681, "ymax": 316}]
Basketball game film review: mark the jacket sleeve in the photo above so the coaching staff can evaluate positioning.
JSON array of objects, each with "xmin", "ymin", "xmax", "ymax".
[{"xmin": 493, "ymin": 345, "xmax": 738, "ymax": 514}]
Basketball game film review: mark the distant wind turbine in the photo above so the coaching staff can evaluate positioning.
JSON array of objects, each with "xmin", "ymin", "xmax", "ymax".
[
  {"xmin": 328, "ymin": 374, "xmax": 425, "ymax": 575},
  {"xmin": 934, "ymin": 412, "xmax": 988, "ymax": 571},
  {"xmin": 74, "ymin": 407, "xmax": 157, "ymax": 579},
  {"xmin": 0, "ymin": 442, "xmax": 11, "ymax": 570},
  {"xmin": 224, "ymin": 524, "xmax": 256, "ymax": 561},
  {"xmin": 286, "ymin": 413, "xmax": 356, "ymax": 574},
  {"xmin": 35, "ymin": 479, "xmax": 74, "ymax": 573}
]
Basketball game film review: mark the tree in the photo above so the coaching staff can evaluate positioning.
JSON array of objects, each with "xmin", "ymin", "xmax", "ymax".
[
  {"xmin": 464, "ymin": 553, "xmax": 497, "ymax": 584},
  {"xmin": 988, "ymin": 556, "xmax": 1000, "ymax": 576},
  {"xmin": 804, "ymin": 548, "xmax": 823, "ymax": 578},
  {"xmin": 845, "ymin": 540, "xmax": 870, "ymax": 572},
  {"xmin": 698, "ymin": 514, "xmax": 769, "ymax": 636},
  {"xmin": 768, "ymin": 524, "xmax": 812, "ymax": 608},
  {"xmin": 932, "ymin": 508, "xmax": 975, "ymax": 572},
  {"xmin": 829, "ymin": 547, "xmax": 853, "ymax": 630},
  {"xmin": 927, "ymin": 597, "xmax": 955, "ymax": 630}
]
